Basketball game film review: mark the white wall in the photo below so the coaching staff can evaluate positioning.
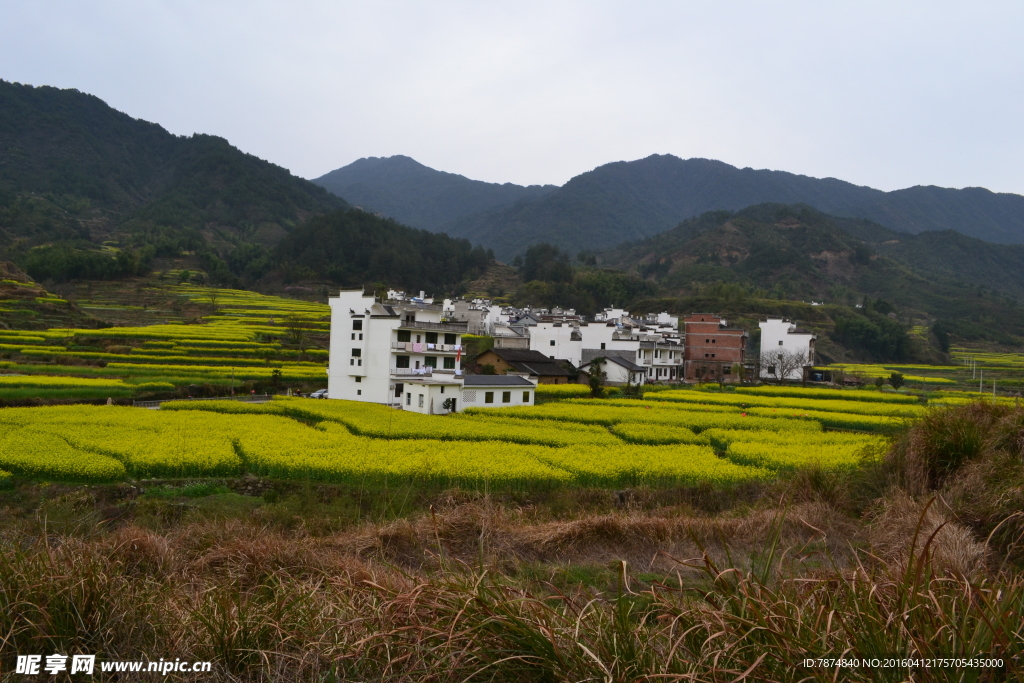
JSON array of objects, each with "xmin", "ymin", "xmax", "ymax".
[
  {"xmin": 529, "ymin": 322, "xmax": 582, "ymax": 366},
  {"xmin": 758, "ymin": 318, "xmax": 814, "ymax": 380},
  {"xmin": 460, "ymin": 386, "xmax": 534, "ymax": 410}
]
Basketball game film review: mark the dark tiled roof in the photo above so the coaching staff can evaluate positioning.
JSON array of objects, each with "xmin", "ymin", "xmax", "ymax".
[
  {"xmin": 463, "ymin": 375, "xmax": 535, "ymax": 386},
  {"xmin": 582, "ymin": 355, "xmax": 646, "ymax": 372},
  {"xmin": 486, "ymin": 348, "xmax": 555, "ymax": 363},
  {"xmin": 507, "ymin": 360, "xmax": 574, "ymax": 377}
]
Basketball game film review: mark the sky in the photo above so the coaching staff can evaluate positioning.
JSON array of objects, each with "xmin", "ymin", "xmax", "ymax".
[{"xmin": 2, "ymin": 1, "xmax": 1022, "ymax": 193}]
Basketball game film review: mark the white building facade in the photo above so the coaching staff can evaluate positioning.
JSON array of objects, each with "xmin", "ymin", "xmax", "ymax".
[
  {"xmin": 328, "ymin": 289, "xmax": 467, "ymax": 407},
  {"xmin": 758, "ymin": 317, "xmax": 816, "ymax": 381}
]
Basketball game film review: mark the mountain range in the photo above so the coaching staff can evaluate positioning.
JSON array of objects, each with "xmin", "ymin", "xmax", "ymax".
[{"xmin": 314, "ymin": 155, "xmax": 1024, "ymax": 260}]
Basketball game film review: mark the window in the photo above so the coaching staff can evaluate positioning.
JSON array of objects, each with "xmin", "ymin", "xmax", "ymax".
[
  {"xmin": 350, "ymin": 359, "xmax": 354, "ymax": 365},
  {"xmin": 706, "ymin": 339, "xmax": 710, "ymax": 343},
  {"xmin": 485, "ymin": 391, "xmax": 494, "ymax": 404},
  {"xmin": 396, "ymin": 355, "xmax": 410, "ymax": 368},
  {"xmin": 462, "ymin": 390, "xmax": 477, "ymax": 403},
  {"xmin": 523, "ymin": 391, "xmax": 530, "ymax": 403},
  {"xmin": 353, "ymin": 320, "xmax": 363, "ymax": 331},
  {"xmin": 394, "ymin": 383, "xmax": 404, "ymax": 397},
  {"xmin": 600, "ymin": 343, "xmax": 606, "ymax": 350},
  {"xmin": 354, "ymin": 376, "xmax": 362, "ymax": 383},
  {"xmin": 357, "ymin": 389, "xmax": 361, "ymax": 395},
  {"xmin": 444, "ymin": 333, "xmax": 457, "ymax": 345},
  {"xmin": 424, "ymin": 356, "xmax": 437, "ymax": 368},
  {"xmin": 443, "ymin": 357, "xmax": 455, "ymax": 369},
  {"xmin": 359, "ymin": 333, "xmax": 363, "ymax": 340},
  {"xmin": 711, "ymin": 353, "xmax": 716, "ymax": 358},
  {"xmin": 416, "ymin": 335, "xmax": 422, "ymax": 343},
  {"xmin": 778, "ymin": 340, "xmax": 784, "ymax": 346},
  {"xmin": 418, "ymin": 394, "xmax": 424, "ymax": 408},
  {"xmin": 351, "ymin": 348, "xmax": 361, "ymax": 357},
  {"xmin": 397, "ymin": 330, "xmax": 411, "ymax": 342},
  {"xmin": 723, "ymin": 366, "xmax": 731, "ymax": 375},
  {"xmin": 440, "ymin": 386, "xmax": 445, "ymax": 394},
  {"xmin": 767, "ymin": 365, "xmax": 776, "ymax": 374},
  {"xmin": 550, "ymin": 340, "xmax": 556, "ymax": 346},
  {"xmin": 351, "ymin": 333, "xmax": 355, "ymax": 340},
  {"xmin": 712, "ymin": 339, "xmax": 716, "ymax": 344},
  {"xmin": 425, "ymin": 332, "xmax": 438, "ymax": 344},
  {"xmin": 406, "ymin": 392, "xmax": 411, "ymax": 405},
  {"xmin": 358, "ymin": 359, "xmax": 362, "ymax": 366},
  {"xmin": 502, "ymin": 391, "xmax": 511, "ymax": 403}
]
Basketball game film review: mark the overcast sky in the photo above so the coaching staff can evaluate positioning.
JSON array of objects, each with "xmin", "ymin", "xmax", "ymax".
[{"xmin": 3, "ymin": 1, "xmax": 1022, "ymax": 193}]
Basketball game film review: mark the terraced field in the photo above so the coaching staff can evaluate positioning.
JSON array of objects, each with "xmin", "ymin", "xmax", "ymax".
[
  {"xmin": 0, "ymin": 285, "xmax": 329, "ymax": 396},
  {"xmin": 0, "ymin": 387, "xmax": 912, "ymax": 488}
]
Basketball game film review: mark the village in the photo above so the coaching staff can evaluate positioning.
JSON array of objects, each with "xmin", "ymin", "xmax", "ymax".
[{"xmin": 326, "ymin": 288, "xmax": 817, "ymax": 413}]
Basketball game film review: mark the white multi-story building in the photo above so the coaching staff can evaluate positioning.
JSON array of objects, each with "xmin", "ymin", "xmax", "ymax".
[
  {"xmin": 637, "ymin": 338, "xmax": 684, "ymax": 381},
  {"xmin": 528, "ymin": 321, "xmax": 583, "ymax": 365},
  {"xmin": 758, "ymin": 317, "xmax": 816, "ymax": 381},
  {"xmin": 328, "ymin": 289, "xmax": 467, "ymax": 408}
]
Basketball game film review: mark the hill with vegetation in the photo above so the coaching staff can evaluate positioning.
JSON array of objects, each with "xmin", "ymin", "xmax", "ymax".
[
  {"xmin": 431, "ymin": 155, "xmax": 1024, "ymax": 259},
  {"xmin": 312, "ymin": 155, "xmax": 556, "ymax": 232},
  {"xmin": 0, "ymin": 81, "xmax": 500, "ymax": 293},
  {"xmin": 585, "ymin": 204, "xmax": 1024, "ymax": 360},
  {"xmin": 274, "ymin": 208, "xmax": 494, "ymax": 294},
  {"xmin": 0, "ymin": 80, "xmax": 346, "ymax": 282}
]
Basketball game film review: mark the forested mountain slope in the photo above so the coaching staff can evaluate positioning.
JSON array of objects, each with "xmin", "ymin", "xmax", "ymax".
[
  {"xmin": 0, "ymin": 80, "xmax": 345, "ymax": 280},
  {"xmin": 600, "ymin": 204, "xmax": 1024, "ymax": 348}
]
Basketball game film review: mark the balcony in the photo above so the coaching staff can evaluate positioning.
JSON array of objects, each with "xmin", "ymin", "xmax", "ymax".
[
  {"xmin": 391, "ymin": 342, "xmax": 462, "ymax": 352},
  {"xmin": 397, "ymin": 320, "xmax": 468, "ymax": 332},
  {"xmin": 391, "ymin": 367, "xmax": 433, "ymax": 377},
  {"xmin": 386, "ymin": 300, "xmax": 443, "ymax": 311}
]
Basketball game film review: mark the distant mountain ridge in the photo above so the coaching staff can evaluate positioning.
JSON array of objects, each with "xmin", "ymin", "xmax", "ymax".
[
  {"xmin": 312, "ymin": 156, "xmax": 556, "ymax": 232},
  {"xmin": 315, "ymin": 154, "xmax": 1024, "ymax": 260}
]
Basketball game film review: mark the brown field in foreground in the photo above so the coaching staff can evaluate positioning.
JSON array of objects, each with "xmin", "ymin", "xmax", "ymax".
[{"xmin": 2, "ymin": 402, "xmax": 1024, "ymax": 682}]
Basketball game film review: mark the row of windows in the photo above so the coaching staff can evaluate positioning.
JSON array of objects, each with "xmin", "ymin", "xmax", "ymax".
[
  {"xmin": 396, "ymin": 330, "xmax": 458, "ymax": 344},
  {"xmin": 462, "ymin": 391, "xmax": 531, "ymax": 404},
  {"xmin": 395, "ymin": 355, "xmax": 456, "ymax": 369}
]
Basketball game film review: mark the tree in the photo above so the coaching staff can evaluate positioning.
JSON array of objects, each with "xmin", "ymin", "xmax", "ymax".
[
  {"xmin": 760, "ymin": 348, "xmax": 807, "ymax": 384},
  {"xmin": 520, "ymin": 243, "xmax": 573, "ymax": 283},
  {"xmin": 889, "ymin": 372, "xmax": 905, "ymax": 390},
  {"xmin": 874, "ymin": 376, "xmax": 884, "ymax": 388},
  {"xmin": 285, "ymin": 317, "xmax": 308, "ymax": 356},
  {"xmin": 587, "ymin": 357, "xmax": 607, "ymax": 398}
]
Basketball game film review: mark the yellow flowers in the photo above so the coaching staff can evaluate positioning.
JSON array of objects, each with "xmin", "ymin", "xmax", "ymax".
[
  {"xmin": 733, "ymin": 385, "xmax": 920, "ymax": 403},
  {"xmin": 2, "ymin": 371, "xmax": 928, "ymax": 486},
  {"xmin": 647, "ymin": 390, "xmax": 926, "ymax": 417}
]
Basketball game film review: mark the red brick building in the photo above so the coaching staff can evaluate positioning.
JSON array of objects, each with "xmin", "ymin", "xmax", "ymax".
[{"xmin": 683, "ymin": 314, "xmax": 747, "ymax": 383}]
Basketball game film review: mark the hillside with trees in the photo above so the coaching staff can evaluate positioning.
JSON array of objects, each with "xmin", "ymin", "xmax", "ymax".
[
  {"xmin": 587, "ymin": 204, "xmax": 1024, "ymax": 360},
  {"xmin": 0, "ymin": 80, "xmax": 345, "ymax": 283}
]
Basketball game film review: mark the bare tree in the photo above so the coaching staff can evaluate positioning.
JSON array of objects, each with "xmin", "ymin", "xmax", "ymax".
[{"xmin": 760, "ymin": 348, "xmax": 807, "ymax": 384}]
